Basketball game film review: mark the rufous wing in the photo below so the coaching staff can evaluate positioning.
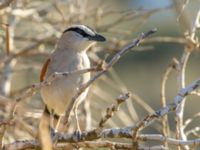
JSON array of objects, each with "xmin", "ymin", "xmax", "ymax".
[{"xmin": 40, "ymin": 58, "xmax": 51, "ymax": 82}]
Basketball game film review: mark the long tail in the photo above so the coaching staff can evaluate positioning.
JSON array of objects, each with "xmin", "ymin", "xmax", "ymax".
[{"xmin": 38, "ymin": 106, "xmax": 53, "ymax": 150}]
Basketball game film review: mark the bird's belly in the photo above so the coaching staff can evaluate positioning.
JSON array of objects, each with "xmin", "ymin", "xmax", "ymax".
[
  {"xmin": 41, "ymin": 51, "xmax": 90, "ymax": 115},
  {"xmin": 40, "ymin": 74, "xmax": 89, "ymax": 115}
]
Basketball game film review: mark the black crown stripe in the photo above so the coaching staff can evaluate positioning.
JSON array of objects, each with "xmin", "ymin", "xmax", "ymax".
[{"xmin": 63, "ymin": 27, "xmax": 94, "ymax": 38}]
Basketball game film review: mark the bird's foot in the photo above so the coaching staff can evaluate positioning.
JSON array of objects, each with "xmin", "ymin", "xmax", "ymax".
[
  {"xmin": 50, "ymin": 127, "xmax": 58, "ymax": 143},
  {"xmin": 73, "ymin": 130, "xmax": 82, "ymax": 142}
]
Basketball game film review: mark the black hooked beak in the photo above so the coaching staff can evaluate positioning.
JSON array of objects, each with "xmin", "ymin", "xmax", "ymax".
[{"xmin": 88, "ymin": 33, "xmax": 106, "ymax": 42}]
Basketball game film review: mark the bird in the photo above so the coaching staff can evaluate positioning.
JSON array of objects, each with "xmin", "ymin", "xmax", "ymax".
[{"xmin": 38, "ymin": 25, "xmax": 106, "ymax": 150}]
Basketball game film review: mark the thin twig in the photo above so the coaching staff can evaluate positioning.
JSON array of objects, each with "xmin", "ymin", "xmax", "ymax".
[
  {"xmin": 183, "ymin": 112, "xmax": 200, "ymax": 130},
  {"xmin": 160, "ymin": 58, "xmax": 178, "ymax": 146},
  {"xmin": 98, "ymin": 92, "xmax": 130, "ymax": 128}
]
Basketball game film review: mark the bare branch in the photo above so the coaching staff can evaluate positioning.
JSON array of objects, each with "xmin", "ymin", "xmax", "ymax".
[
  {"xmin": 98, "ymin": 92, "xmax": 130, "ymax": 128},
  {"xmin": 160, "ymin": 59, "xmax": 177, "ymax": 147}
]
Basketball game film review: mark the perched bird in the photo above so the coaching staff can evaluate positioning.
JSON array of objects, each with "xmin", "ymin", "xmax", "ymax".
[{"xmin": 39, "ymin": 25, "xmax": 106, "ymax": 150}]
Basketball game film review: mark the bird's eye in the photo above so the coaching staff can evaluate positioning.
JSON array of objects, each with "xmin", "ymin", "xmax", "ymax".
[{"xmin": 76, "ymin": 29, "xmax": 91, "ymax": 38}]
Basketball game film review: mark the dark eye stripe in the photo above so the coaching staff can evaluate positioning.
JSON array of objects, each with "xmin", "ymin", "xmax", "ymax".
[{"xmin": 63, "ymin": 27, "xmax": 92, "ymax": 38}]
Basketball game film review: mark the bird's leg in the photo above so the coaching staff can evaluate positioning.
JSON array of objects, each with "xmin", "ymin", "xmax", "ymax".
[
  {"xmin": 74, "ymin": 104, "xmax": 81, "ymax": 132},
  {"xmin": 55, "ymin": 116, "xmax": 62, "ymax": 132},
  {"xmin": 73, "ymin": 104, "xmax": 82, "ymax": 141},
  {"xmin": 50, "ymin": 112, "xmax": 61, "ymax": 140}
]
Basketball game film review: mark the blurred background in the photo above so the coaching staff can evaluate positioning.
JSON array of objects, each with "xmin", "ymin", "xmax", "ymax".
[{"xmin": 0, "ymin": 0, "xmax": 200, "ymax": 149}]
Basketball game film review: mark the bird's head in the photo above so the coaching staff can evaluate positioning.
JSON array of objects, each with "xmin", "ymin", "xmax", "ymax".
[{"xmin": 57, "ymin": 25, "xmax": 106, "ymax": 52}]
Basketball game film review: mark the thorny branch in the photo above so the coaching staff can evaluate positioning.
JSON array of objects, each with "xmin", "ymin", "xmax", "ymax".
[
  {"xmin": 98, "ymin": 92, "xmax": 130, "ymax": 128},
  {"xmin": 3, "ymin": 139, "xmax": 168, "ymax": 150}
]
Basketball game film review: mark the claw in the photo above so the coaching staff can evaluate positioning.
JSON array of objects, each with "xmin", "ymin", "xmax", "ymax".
[
  {"xmin": 50, "ymin": 127, "xmax": 56, "ymax": 137},
  {"xmin": 50, "ymin": 127, "xmax": 58, "ymax": 143},
  {"xmin": 73, "ymin": 130, "xmax": 82, "ymax": 142}
]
